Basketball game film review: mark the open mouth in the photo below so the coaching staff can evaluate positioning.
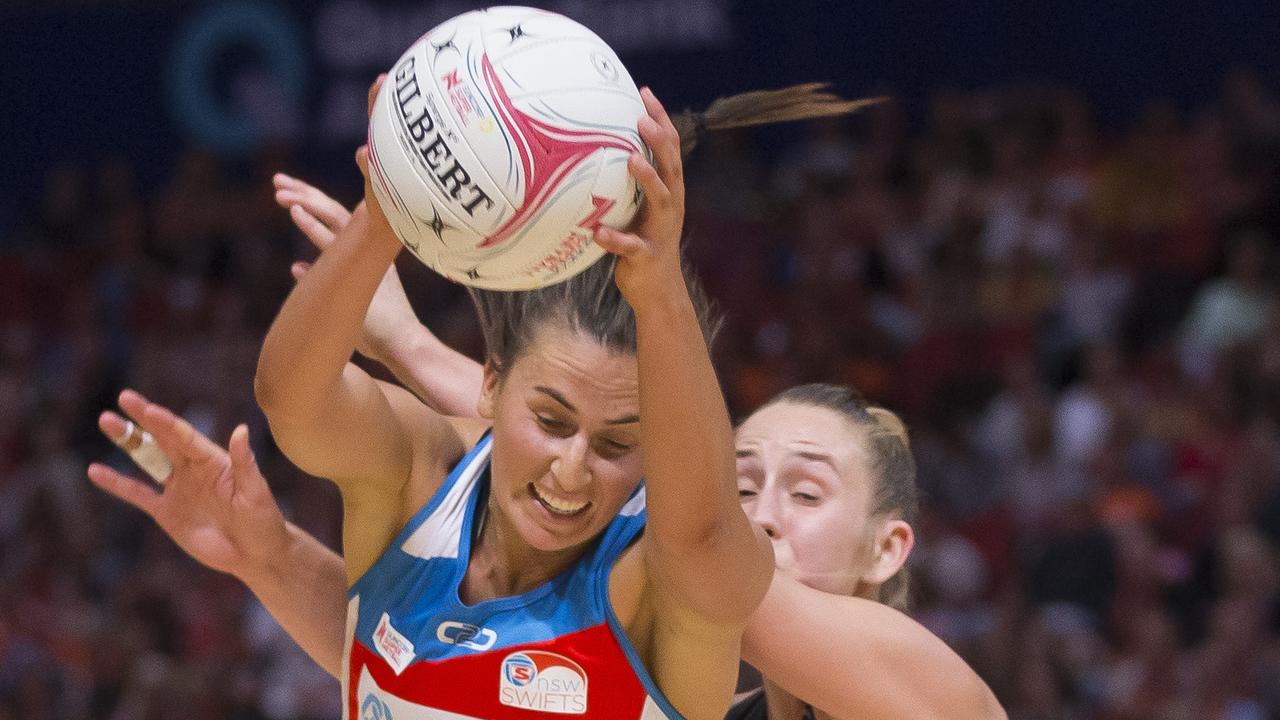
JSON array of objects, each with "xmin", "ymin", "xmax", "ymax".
[{"xmin": 528, "ymin": 483, "xmax": 591, "ymax": 517}]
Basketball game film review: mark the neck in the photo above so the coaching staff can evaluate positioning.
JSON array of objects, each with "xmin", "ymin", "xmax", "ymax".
[{"xmin": 462, "ymin": 497, "xmax": 584, "ymax": 602}]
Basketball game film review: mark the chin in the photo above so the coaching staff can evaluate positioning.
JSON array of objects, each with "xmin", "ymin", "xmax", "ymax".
[
  {"xmin": 513, "ymin": 501, "xmax": 599, "ymax": 554},
  {"xmin": 794, "ymin": 571, "xmax": 859, "ymax": 597}
]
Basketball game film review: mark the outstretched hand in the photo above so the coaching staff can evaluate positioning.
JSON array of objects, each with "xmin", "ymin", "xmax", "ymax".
[
  {"xmin": 593, "ymin": 87, "xmax": 687, "ymax": 306},
  {"xmin": 87, "ymin": 389, "xmax": 289, "ymax": 579}
]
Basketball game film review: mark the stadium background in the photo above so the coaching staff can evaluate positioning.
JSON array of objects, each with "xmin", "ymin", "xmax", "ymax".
[{"xmin": 2, "ymin": 0, "xmax": 1279, "ymax": 717}]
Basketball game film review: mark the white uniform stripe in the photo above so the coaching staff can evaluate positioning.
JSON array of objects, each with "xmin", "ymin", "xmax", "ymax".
[{"xmin": 400, "ymin": 442, "xmax": 492, "ymax": 560}]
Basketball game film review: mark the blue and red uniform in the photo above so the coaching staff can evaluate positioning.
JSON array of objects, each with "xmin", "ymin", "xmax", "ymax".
[{"xmin": 343, "ymin": 433, "xmax": 683, "ymax": 719}]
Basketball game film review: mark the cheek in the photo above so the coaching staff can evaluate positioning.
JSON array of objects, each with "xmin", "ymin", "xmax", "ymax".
[
  {"xmin": 588, "ymin": 455, "xmax": 643, "ymax": 507},
  {"xmin": 490, "ymin": 416, "xmax": 553, "ymax": 485},
  {"xmin": 787, "ymin": 507, "xmax": 867, "ymax": 575}
]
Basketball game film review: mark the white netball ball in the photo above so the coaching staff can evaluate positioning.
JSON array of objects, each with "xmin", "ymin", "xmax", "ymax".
[{"xmin": 366, "ymin": 6, "xmax": 646, "ymax": 290}]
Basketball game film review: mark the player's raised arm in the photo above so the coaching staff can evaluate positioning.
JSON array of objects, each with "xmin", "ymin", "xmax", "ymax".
[
  {"xmin": 254, "ymin": 78, "xmax": 462, "ymax": 507},
  {"xmin": 273, "ymin": 172, "xmax": 484, "ymax": 418},
  {"xmin": 595, "ymin": 88, "xmax": 773, "ymax": 623}
]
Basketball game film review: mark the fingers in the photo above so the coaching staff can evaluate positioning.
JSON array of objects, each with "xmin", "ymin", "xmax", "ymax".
[
  {"xmin": 287, "ymin": 204, "xmax": 338, "ymax": 249},
  {"xmin": 627, "ymin": 151, "xmax": 670, "ymax": 210},
  {"xmin": 290, "ymin": 260, "xmax": 312, "ymax": 281},
  {"xmin": 227, "ymin": 424, "xmax": 257, "ymax": 484},
  {"xmin": 355, "ymin": 146, "xmax": 370, "ymax": 183},
  {"xmin": 116, "ymin": 389, "xmax": 219, "ymax": 469},
  {"xmin": 272, "ymin": 173, "xmax": 352, "ymax": 234},
  {"xmin": 87, "ymin": 463, "xmax": 161, "ymax": 518},
  {"xmin": 98, "ymin": 410, "xmax": 129, "ymax": 443},
  {"xmin": 367, "ymin": 74, "xmax": 386, "ymax": 118},
  {"xmin": 638, "ymin": 88, "xmax": 683, "ymax": 196},
  {"xmin": 594, "ymin": 226, "xmax": 648, "ymax": 258},
  {"xmin": 102, "ymin": 399, "xmax": 174, "ymax": 483}
]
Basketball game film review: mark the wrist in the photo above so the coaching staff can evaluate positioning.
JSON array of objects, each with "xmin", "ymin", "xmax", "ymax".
[
  {"xmin": 630, "ymin": 278, "xmax": 694, "ymax": 324},
  {"xmin": 352, "ymin": 203, "xmax": 404, "ymax": 254},
  {"xmin": 236, "ymin": 522, "xmax": 299, "ymax": 586},
  {"xmin": 622, "ymin": 262, "xmax": 688, "ymax": 312}
]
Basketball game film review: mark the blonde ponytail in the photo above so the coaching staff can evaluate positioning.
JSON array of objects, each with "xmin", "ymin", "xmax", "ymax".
[{"xmin": 867, "ymin": 406, "xmax": 911, "ymax": 451}]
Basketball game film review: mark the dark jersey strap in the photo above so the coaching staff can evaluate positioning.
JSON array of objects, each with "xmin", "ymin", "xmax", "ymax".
[
  {"xmin": 724, "ymin": 690, "xmax": 767, "ymax": 719},
  {"xmin": 722, "ymin": 689, "xmax": 817, "ymax": 720}
]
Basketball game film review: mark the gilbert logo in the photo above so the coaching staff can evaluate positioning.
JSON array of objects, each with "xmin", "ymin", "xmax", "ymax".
[
  {"xmin": 436, "ymin": 620, "xmax": 497, "ymax": 651},
  {"xmin": 372, "ymin": 613, "xmax": 415, "ymax": 675},
  {"xmin": 499, "ymin": 651, "xmax": 588, "ymax": 714}
]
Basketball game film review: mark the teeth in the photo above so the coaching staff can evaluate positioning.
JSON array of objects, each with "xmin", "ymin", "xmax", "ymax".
[{"xmin": 532, "ymin": 485, "xmax": 588, "ymax": 515}]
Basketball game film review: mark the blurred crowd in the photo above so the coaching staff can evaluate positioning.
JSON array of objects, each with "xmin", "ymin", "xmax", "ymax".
[{"xmin": 3, "ymin": 70, "xmax": 1280, "ymax": 719}]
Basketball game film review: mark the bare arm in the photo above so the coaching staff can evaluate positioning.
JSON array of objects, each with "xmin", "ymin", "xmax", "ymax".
[
  {"xmin": 597, "ymin": 89, "xmax": 773, "ymax": 625},
  {"xmin": 89, "ymin": 389, "xmax": 349, "ymax": 678},
  {"xmin": 273, "ymin": 172, "xmax": 484, "ymax": 418},
  {"xmin": 254, "ymin": 195, "xmax": 419, "ymax": 491},
  {"xmin": 376, "ymin": 324, "xmax": 484, "ymax": 417},
  {"xmin": 239, "ymin": 523, "xmax": 348, "ymax": 678},
  {"xmin": 743, "ymin": 574, "xmax": 1006, "ymax": 720}
]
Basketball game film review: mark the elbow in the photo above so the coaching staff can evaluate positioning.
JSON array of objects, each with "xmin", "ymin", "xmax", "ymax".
[
  {"xmin": 978, "ymin": 687, "xmax": 1007, "ymax": 720},
  {"xmin": 254, "ymin": 361, "xmax": 308, "ymax": 425},
  {"xmin": 253, "ymin": 366, "xmax": 286, "ymax": 420},
  {"xmin": 939, "ymin": 677, "xmax": 1005, "ymax": 720}
]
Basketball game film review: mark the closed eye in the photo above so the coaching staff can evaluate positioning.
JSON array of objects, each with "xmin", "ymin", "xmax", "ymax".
[
  {"xmin": 593, "ymin": 437, "xmax": 633, "ymax": 460},
  {"xmin": 536, "ymin": 414, "xmax": 573, "ymax": 436}
]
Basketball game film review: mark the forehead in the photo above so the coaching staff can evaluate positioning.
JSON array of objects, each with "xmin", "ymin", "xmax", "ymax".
[
  {"xmin": 735, "ymin": 402, "xmax": 867, "ymax": 470},
  {"xmin": 507, "ymin": 325, "xmax": 639, "ymax": 413}
]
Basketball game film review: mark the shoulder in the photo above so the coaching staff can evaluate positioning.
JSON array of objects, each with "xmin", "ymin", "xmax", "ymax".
[
  {"xmin": 445, "ymin": 415, "xmax": 491, "ymax": 450},
  {"xmin": 382, "ymin": 383, "xmax": 492, "ymax": 525}
]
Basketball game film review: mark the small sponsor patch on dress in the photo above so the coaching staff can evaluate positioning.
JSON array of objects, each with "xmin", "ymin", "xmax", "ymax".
[{"xmin": 372, "ymin": 612, "xmax": 416, "ymax": 675}]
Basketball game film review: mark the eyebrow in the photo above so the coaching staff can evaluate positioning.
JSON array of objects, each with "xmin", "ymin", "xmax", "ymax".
[
  {"xmin": 795, "ymin": 450, "xmax": 839, "ymax": 471},
  {"xmin": 534, "ymin": 386, "xmax": 639, "ymax": 426},
  {"xmin": 734, "ymin": 448, "xmax": 837, "ymax": 467}
]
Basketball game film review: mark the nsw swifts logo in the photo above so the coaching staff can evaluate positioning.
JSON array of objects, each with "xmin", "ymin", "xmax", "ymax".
[{"xmin": 499, "ymin": 650, "xmax": 588, "ymax": 714}]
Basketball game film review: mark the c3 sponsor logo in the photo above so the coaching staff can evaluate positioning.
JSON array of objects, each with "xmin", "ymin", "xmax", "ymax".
[{"xmin": 435, "ymin": 620, "xmax": 497, "ymax": 651}]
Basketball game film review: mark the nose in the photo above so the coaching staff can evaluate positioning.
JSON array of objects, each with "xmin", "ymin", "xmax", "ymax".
[
  {"xmin": 549, "ymin": 434, "xmax": 591, "ymax": 493},
  {"xmin": 749, "ymin": 486, "xmax": 782, "ymax": 539}
]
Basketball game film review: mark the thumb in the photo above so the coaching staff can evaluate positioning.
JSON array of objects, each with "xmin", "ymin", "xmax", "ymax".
[
  {"xmin": 355, "ymin": 145, "xmax": 370, "ymax": 183},
  {"xmin": 227, "ymin": 424, "xmax": 261, "ymax": 492},
  {"xmin": 367, "ymin": 74, "xmax": 386, "ymax": 118},
  {"xmin": 594, "ymin": 227, "xmax": 647, "ymax": 258}
]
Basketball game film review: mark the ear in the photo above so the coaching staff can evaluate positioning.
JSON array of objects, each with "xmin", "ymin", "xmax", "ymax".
[
  {"xmin": 476, "ymin": 358, "xmax": 503, "ymax": 420},
  {"xmin": 861, "ymin": 518, "xmax": 914, "ymax": 586}
]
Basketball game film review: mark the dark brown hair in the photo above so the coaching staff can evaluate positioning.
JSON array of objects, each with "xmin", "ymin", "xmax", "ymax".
[
  {"xmin": 672, "ymin": 83, "xmax": 886, "ymax": 158},
  {"xmin": 468, "ymin": 257, "xmax": 720, "ymax": 374},
  {"xmin": 763, "ymin": 383, "xmax": 919, "ymax": 612}
]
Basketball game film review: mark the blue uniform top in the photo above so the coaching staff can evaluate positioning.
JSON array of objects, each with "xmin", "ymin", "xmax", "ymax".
[{"xmin": 342, "ymin": 432, "xmax": 684, "ymax": 720}]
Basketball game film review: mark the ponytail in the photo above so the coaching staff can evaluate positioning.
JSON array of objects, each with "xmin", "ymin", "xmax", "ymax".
[{"xmin": 671, "ymin": 83, "xmax": 886, "ymax": 158}]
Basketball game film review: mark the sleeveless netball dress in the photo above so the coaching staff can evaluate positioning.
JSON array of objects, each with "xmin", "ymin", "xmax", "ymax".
[{"xmin": 343, "ymin": 433, "xmax": 683, "ymax": 720}]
